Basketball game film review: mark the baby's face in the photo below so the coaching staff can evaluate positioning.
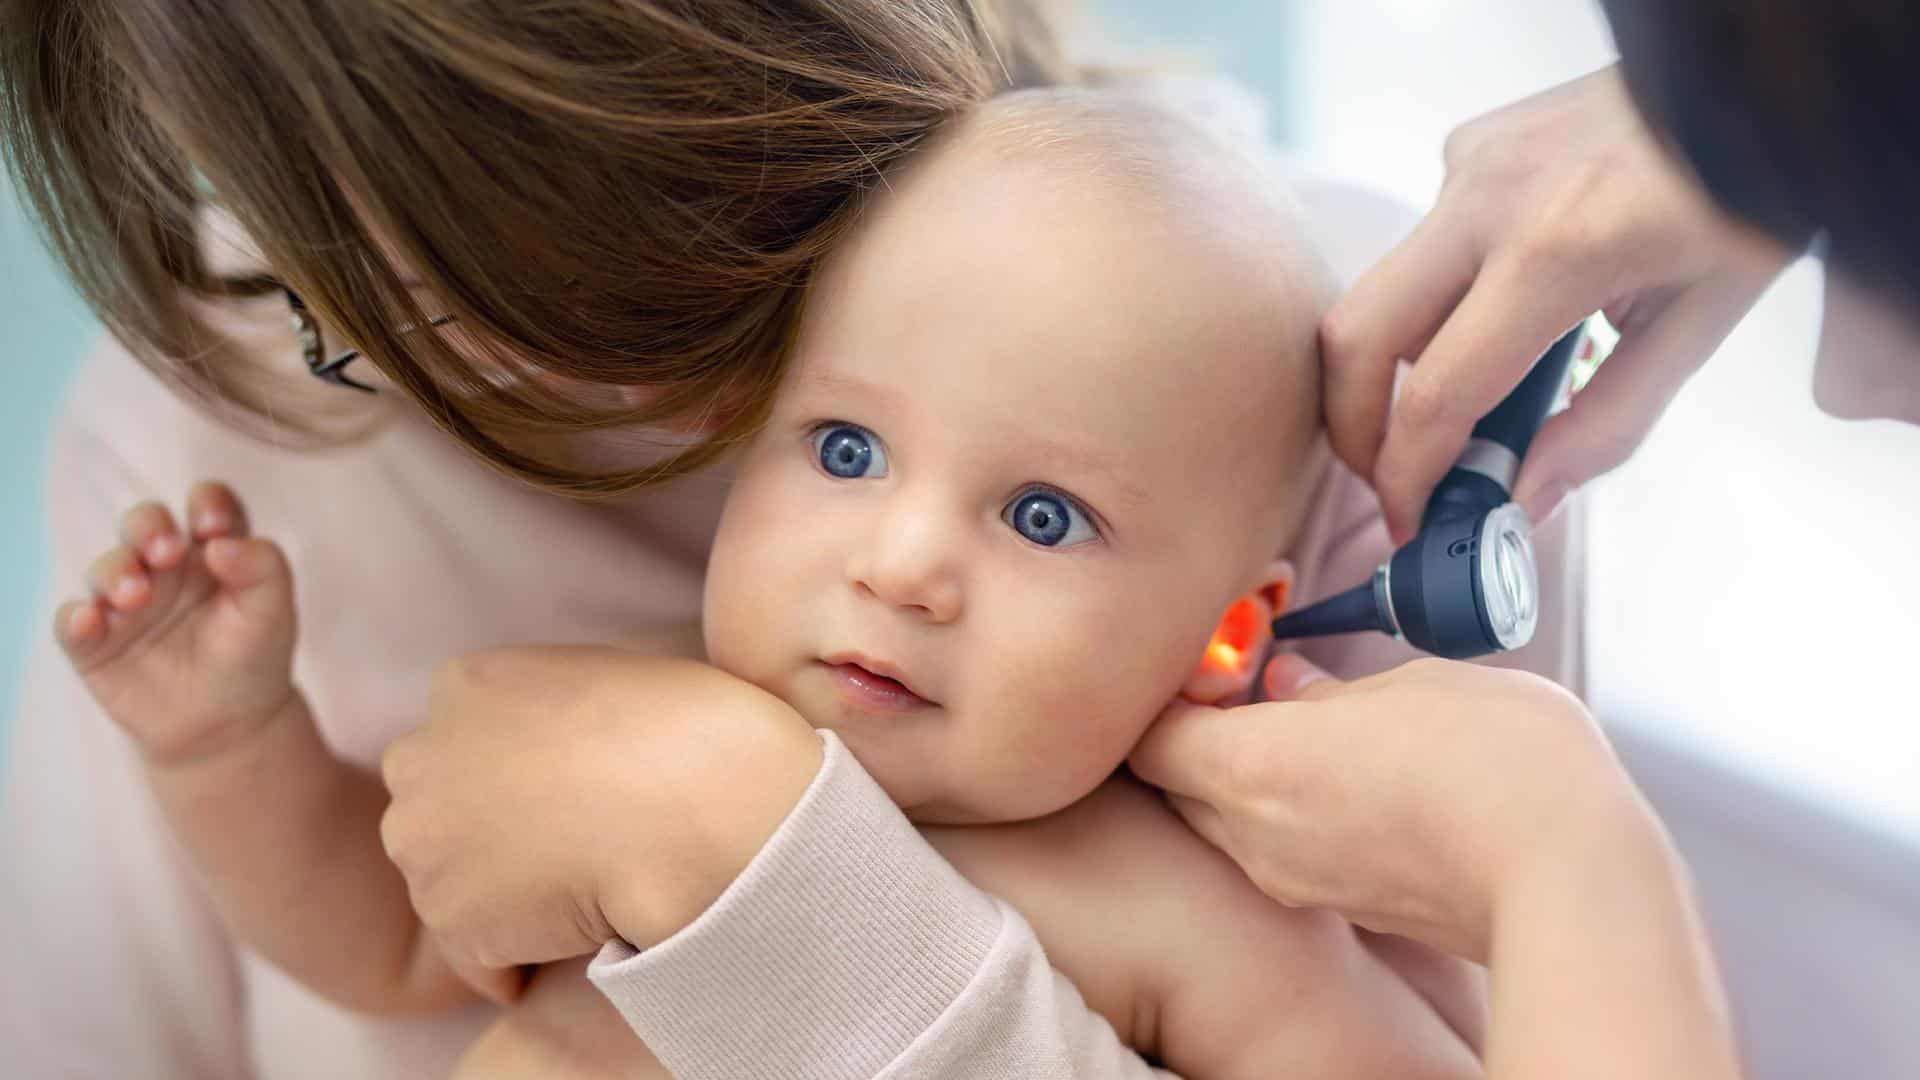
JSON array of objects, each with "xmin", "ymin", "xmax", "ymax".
[{"xmin": 704, "ymin": 103, "xmax": 1326, "ymax": 823}]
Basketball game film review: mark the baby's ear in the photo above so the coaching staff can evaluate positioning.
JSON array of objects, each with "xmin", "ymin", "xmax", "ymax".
[{"xmin": 1181, "ymin": 560, "xmax": 1294, "ymax": 706}]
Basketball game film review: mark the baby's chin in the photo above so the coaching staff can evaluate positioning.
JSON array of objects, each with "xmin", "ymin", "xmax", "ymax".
[
  {"xmin": 894, "ymin": 761, "xmax": 1121, "ymax": 827},
  {"xmin": 897, "ymin": 796, "xmax": 1036, "ymax": 828},
  {"xmin": 808, "ymin": 723, "xmax": 987, "ymax": 824},
  {"xmin": 806, "ymin": 722, "xmax": 1096, "ymax": 825},
  {"xmin": 897, "ymin": 791, "xmax": 1031, "ymax": 827}
]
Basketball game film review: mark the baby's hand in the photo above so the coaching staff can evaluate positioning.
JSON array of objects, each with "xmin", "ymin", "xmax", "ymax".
[{"xmin": 56, "ymin": 482, "xmax": 300, "ymax": 767}]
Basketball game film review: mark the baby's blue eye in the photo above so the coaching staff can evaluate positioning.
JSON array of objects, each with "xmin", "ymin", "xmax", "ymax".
[
  {"xmin": 1004, "ymin": 490, "xmax": 1097, "ymax": 548},
  {"xmin": 812, "ymin": 423, "xmax": 889, "ymax": 479}
]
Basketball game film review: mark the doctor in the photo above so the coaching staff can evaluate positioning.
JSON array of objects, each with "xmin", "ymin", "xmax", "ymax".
[{"xmin": 1134, "ymin": 3, "xmax": 1916, "ymax": 1078}]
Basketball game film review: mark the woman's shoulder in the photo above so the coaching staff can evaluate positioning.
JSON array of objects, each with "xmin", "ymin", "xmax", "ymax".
[
  {"xmin": 45, "ymin": 334, "xmax": 218, "ymax": 494},
  {"xmin": 49, "ymin": 328, "xmax": 374, "ymax": 492},
  {"xmin": 57, "ymin": 332, "xmax": 198, "ymax": 431}
]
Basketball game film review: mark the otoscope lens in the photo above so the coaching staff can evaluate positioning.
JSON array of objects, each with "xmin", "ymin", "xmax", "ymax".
[
  {"xmin": 1496, "ymin": 530, "xmax": 1533, "ymax": 627},
  {"xmin": 1487, "ymin": 525, "xmax": 1538, "ymax": 640},
  {"xmin": 1476, "ymin": 504, "xmax": 1540, "ymax": 651}
]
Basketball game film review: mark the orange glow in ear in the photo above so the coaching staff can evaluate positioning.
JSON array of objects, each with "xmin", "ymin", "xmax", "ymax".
[
  {"xmin": 1205, "ymin": 640, "xmax": 1243, "ymax": 671},
  {"xmin": 1203, "ymin": 597, "xmax": 1264, "ymax": 672}
]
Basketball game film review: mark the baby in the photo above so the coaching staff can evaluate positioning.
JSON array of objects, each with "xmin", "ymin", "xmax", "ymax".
[{"xmin": 57, "ymin": 89, "xmax": 1480, "ymax": 1078}]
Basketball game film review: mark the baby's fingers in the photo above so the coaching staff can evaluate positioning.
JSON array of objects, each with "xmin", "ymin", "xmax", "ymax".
[
  {"xmin": 186, "ymin": 481, "xmax": 250, "ymax": 541},
  {"xmin": 53, "ymin": 598, "xmax": 107, "ymax": 656},
  {"xmin": 203, "ymin": 537, "xmax": 295, "ymax": 626},
  {"xmin": 87, "ymin": 545, "xmax": 151, "ymax": 613},
  {"xmin": 118, "ymin": 501, "xmax": 185, "ymax": 571}
]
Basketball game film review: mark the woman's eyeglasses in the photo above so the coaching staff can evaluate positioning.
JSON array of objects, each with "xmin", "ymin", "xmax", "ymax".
[{"xmin": 283, "ymin": 286, "xmax": 455, "ymax": 394}]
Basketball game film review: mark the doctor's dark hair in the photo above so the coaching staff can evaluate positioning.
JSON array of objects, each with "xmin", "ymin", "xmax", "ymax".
[
  {"xmin": 1, "ymin": 1, "xmax": 1076, "ymax": 495},
  {"xmin": 1602, "ymin": 0, "xmax": 1918, "ymax": 312}
]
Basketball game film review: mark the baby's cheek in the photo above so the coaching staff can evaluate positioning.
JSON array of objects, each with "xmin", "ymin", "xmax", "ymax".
[
  {"xmin": 702, "ymin": 536, "xmax": 781, "ymax": 684},
  {"xmin": 1008, "ymin": 676, "xmax": 1158, "ymax": 806},
  {"xmin": 703, "ymin": 469, "xmax": 805, "ymax": 661},
  {"xmin": 963, "ymin": 596, "xmax": 1196, "ymax": 814}
]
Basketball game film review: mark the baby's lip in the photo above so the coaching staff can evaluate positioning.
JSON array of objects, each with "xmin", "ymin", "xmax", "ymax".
[{"xmin": 821, "ymin": 650, "xmax": 937, "ymax": 705}]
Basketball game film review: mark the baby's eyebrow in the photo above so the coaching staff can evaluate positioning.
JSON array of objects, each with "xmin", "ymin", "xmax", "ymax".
[
  {"xmin": 796, "ymin": 370, "xmax": 912, "ymax": 413},
  {"xmin": 1022, "ymin": 433, "xmax": 1150, "ymax": 510}
]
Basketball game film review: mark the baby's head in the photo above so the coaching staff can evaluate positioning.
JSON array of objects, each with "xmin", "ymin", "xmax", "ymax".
[{"xmin": 705, "ymin": 88, "xmax": 1334, "ymax": 824}]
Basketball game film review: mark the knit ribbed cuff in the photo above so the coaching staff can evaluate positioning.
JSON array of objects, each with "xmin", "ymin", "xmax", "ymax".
[{"xmin": 588, "ymin": 731, "xmax": 1003, "ymax": 1080}]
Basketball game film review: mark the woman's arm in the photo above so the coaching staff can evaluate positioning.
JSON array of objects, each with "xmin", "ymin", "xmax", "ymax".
[{"xmin": 379, "ymin": 648, "xmax": 1178, "ymax": 1079}]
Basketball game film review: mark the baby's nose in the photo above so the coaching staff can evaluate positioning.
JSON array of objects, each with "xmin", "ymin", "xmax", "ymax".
[{"xmin": 847, "ymin": 502, "xmax": 965, "ymax": 622}]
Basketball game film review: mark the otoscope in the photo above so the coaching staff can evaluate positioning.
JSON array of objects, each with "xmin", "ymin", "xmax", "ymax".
[{"xmin": 1269, "ymin": 324, "xmax": 1587, "ymax": 660}]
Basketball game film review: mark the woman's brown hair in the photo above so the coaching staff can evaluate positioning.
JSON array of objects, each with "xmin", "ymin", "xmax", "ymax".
[{"xmin": 2, "ymin": 1, "xmax": 1076, "ymax": 495}]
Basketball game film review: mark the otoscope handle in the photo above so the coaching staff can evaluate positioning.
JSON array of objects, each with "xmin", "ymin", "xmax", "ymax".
[
  {"xmin": 1422, "ymin": 323, "xmax": 1586, "ymax": 525},
  {"xmin": 1470, "ymin": 325, "xmax": 1584, "ymax": 461}
]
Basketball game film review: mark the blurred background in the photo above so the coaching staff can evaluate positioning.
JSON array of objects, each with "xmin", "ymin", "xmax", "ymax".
[
  {"xmin": 4, "ymin": 0, "xmax": 1916, "ymax": 1075},
  {"xmin": 1, "ymin": 175, "xmax": 94, "ymax": 739}
]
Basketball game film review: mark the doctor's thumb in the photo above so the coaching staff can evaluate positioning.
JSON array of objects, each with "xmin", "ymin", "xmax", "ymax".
[{"xmin": 1263, "ymin": 653, "xmax": 1339, "ymax": 702}]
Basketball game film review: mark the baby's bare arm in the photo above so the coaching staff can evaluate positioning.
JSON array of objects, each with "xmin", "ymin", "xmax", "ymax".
[
  {"xmin": 59, "ymin": 484, "xmax": 497, "ymax": 1013},
  {"xmin": 161, "ymin": 620, "xmax": 710, "ymax": 1016},
  {"xmin": 926, "ymin": 775, "xmax": 1480, "ymax": 1080},
  {"xmin": 144, "ymin": 689, "xmax": 500, "ymax": 1014}
]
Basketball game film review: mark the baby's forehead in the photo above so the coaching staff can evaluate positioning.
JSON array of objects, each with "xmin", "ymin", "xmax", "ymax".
[{"xmin": 846, "ymin": 97, "xmax": 1320, "ymax": 394}]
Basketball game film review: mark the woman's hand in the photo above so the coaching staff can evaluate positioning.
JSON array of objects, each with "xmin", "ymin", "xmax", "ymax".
[
  {"xmin": 454, "ymin": 957, "xmax": 667, "ymax": 1080},
  {"xmin": 380, "ymin": 647, "xmax": 823, "ymax": 974},
  {"xmin": 1321, "ymin": 66, "xmax": 1789, "ymax": 542},
  {"xmin": 1130, "ymin": 654, "xmax": 1655, "ymax": 962}
]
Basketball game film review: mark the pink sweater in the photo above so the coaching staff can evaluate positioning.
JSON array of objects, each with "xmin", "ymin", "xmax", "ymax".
[{"xmin": 0, "ymin": 175, "xmax": 1583, "ymax": 1079}]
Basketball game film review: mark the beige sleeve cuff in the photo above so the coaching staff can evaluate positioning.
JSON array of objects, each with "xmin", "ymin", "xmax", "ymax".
[{"xmin": 588, "ymin": 731, "xmax": 1172, "ymax": 1079}]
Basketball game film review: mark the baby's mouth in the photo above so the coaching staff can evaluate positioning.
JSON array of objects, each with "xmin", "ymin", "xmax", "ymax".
[{"xmin": 820, "ymin": 655, "xmax": 936, "ymax": 713}]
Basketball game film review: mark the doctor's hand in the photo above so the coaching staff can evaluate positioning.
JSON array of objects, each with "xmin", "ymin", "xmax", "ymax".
[
  {"xmin": 1131, "ymin": 654, "xmax": 1659, "ymax": 962},
  {"xmin": 1133, "ymin": 655, "xmax": 1741, "ymax": 1079},
  {"xmin": 1321, "ymin": 66, "xmax": 1789, "ymax": 543}
]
